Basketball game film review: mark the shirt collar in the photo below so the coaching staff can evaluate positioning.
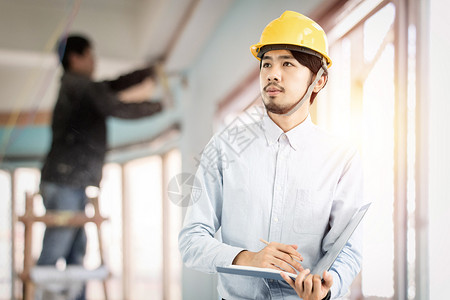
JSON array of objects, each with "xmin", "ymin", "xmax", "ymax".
[{"xmin": 262, "ymin": 113, "xmax": 314, "ymax": 151}]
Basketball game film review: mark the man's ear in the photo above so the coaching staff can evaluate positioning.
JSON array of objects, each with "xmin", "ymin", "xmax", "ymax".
[
  {"xmin": 67, "ymin": 53, "xmax": 75, "ymax": 70},
  {"xmin": 67, "ymin": 52, "xmax": 81, "ymax": 71},
  {"xmin": 313, "ymin": 75, "xmax": 327, "ymax": 93}
]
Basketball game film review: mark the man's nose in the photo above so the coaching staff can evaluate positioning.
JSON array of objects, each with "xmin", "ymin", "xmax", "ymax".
[{"xmin": 267, "ymin": 69, "xmax": 281, "ymax": 82}]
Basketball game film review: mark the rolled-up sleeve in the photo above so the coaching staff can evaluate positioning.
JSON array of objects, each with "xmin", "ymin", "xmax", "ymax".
[
  {"xmin": 104, "ymin": 67, "xmax": 155, "ymax": 91},
  {"xmin": 86, "ymin": 81, "xmax": 163, "ymax": 119}
]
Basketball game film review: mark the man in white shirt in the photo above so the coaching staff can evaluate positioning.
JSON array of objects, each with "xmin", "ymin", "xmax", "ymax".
[{"xmin": 179, "ymin": 11, "xmax": 363, "ymax": 300}]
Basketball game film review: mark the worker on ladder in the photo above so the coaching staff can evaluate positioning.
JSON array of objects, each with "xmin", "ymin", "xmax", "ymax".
[{"xmin": 37, "ymin": 34, "xmax": 165, "ymax": 300}]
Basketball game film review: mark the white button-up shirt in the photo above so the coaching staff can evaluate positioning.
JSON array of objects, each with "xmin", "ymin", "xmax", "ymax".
[{"xmin": 179, "ymin": 114, "xmax": 364, "ymax": 299}]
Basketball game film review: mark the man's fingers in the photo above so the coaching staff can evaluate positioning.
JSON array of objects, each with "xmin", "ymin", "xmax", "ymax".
[
  {"xmin": 312, "ymin": 275, "xmax": 322, "ymax": 297},
  {"xmin": 254, "ymin": 252, "xmax": 295, "ymax": 273},
  {"xmin": 322, "ymin": 270, "xmax": 334, "ymax": 289},
  {"xmin": 271, "ymin": 258, "xmax": 296, "ymax": 274},
  {"xmin": 280, "ymin": 272, "xmax": 296, "ymax": 289},
  {"xmin": 289, "ymin": 244, "xmax": 298, "ymax": 250},
  {"xmin": 303, "ymin": 273, "xmax": 314, "ymax": 296},
  {"xmin": 258, "ymin": 242, "xmax": 303, "ymax": 273},
  {"xmin": 268, "ymin": 242, "xmax": 303, "ymax": 262},
  {"xmin": 276, "ymin": 243, "xmax": 303, "ymax": 261},
  {"xmin": 295, "ymin": 268, "xmax": 310, "ymax": 293},
  {"xmin": 273, "ymin": 251, "xmax": 303, "ymax": 272}
]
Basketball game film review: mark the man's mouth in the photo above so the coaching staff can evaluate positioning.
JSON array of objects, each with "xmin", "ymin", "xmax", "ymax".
[{"xmin": 264, "ymin": 84, "xmax": 284, "ymax": 97}]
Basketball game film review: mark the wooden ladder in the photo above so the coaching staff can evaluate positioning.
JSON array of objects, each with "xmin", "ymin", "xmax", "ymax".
[{"xmin": 18, "ymin": 192, "xmax": 109, "ymax": 300}]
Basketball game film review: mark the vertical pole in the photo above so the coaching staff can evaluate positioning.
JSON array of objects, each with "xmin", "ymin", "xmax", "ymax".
[
  {"xmin": 92, "ymin": 196, "xmax": 108, "ymax": 300},
  {"xmin": 394, "ymin": 0, "xmax": 409, "ymax": 299},
  {"xmin": 23, "ymin": 193, "xmax": 34, "ymax": 300},
  {"xmin": 10, "ymin": 169, "xmax": 16, "ymax": 300},
  {"xmin": 161, "ymin": 153, "xmax": 170, "ymax": 300},
  {"xmin": 414, "ymin": 0, "xmax": 430, "ymax": 298},
  {"xmin": 348, "ymin": 21, "xmax": 364, "ymax": 300},
  {"xmin": 121, "ymin": 164, "xmax": 129, "ymax": 300},
  {"xmin": 350, "ymin": 25, "xmax": 364, "ymax": 151}
]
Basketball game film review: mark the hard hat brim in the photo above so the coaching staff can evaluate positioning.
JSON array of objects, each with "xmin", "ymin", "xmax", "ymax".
[{"xmin": 250, "ymin": 43, "xmax": 332, "ymax": 68}]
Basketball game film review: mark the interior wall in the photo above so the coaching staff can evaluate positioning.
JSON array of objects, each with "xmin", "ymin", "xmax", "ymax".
[{"xmin": 429, "ymin": 0, "xmax": 450, "ymax": 299}]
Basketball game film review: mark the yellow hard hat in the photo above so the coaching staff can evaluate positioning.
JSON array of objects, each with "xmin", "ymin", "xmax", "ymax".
[{"xmin": 250, "ymin": 11, "xmax": 332, "ymax": 67}]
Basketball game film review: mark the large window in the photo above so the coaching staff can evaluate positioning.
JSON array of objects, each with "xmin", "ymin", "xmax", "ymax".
[
  {"xmin": 316, "ymin": 0, "xmax": 421, "ymax": 299},
  {"xmin": 319, "ymin": 3, "xmax": 398, "ymax": 297}
]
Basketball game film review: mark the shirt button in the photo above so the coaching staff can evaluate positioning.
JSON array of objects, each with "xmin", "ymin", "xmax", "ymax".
[
  {"xmin": 276, "ymin": 185, "xmax": 281, "ymax": 191},
  {"xmin": 274, "ymin": 217, "xmax": 279, "ymax": 222}
]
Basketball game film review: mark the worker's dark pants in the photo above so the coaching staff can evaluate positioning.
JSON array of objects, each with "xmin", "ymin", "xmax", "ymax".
[{"xmin": 37, "ymin": 181, "xmax": 87, "ymax": 300}]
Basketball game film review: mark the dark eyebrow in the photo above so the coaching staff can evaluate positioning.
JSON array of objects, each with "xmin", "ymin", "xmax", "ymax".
[
  {"xmin": 262, "ymin": 55, "xmax": 295, "ymax": 61},
  {"xmin": 279, "ymin": 55, "xmax": 295, "ymax": 60}
]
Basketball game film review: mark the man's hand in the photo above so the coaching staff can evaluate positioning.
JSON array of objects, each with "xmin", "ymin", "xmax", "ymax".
[
  {"xmin": 281, "ymin": 269, "xmax": 333, "ymax": 300},
  {"xmin": 232, "ymin": 242, "xmax": 303, "ymax": 274}
]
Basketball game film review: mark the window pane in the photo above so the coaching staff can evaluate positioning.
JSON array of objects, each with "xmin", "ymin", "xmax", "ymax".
[
  {"xmin": 85, "ymin": 163, "xmax": 123, "ymax": 299},
  {"xmin": 125, "ymin": 156, "xmax": 163, "ymax": 299},
  {"xmin": 165, "ymin": 149, "xmax": 182, "ymax": 300},
  {"xmin": 361, "ymin": 43, "xmax": 395, "ymax": 298},
  {"xmin": 317, "ymin": 37, "xmax": 352, "ymax": 140},
  {"xmin": 363, "ymin": 3, "xmax": 396, "ymax": 63}
]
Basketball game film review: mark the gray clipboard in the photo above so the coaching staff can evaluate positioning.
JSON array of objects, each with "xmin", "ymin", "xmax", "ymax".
[
  {"xmin": 216, "ymin": 265, "xmax": 297, "ymax": 281},
  {"xmin": 217, "ymin": 203, "xmax": 371, "ymax": 280},
  {"xmin": 311, "ymin": 202, "xmax": 371, "ymax": 277}
]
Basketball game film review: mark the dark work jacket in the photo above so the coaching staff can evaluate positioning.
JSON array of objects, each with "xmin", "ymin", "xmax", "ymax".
[{"xmin": 41, "ymin": 68, "xmax": 162, "ymax": 188}]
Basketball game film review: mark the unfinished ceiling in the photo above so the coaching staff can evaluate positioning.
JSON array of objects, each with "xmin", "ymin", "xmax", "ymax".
[
  {"xmin": 0, "ymin": 0, "xmax": 234, "ymax": 166},
  {"xmin": 0, "ymin": 0, "xmax": 233, "ymax": 111}
]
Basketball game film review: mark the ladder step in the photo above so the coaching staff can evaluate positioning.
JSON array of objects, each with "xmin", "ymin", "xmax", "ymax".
[{"xmin": 30, "ymin": 265, "xmax": 109, "ymax": 284}]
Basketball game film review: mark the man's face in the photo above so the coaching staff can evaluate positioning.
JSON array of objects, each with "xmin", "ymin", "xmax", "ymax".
[
  {"xmin": 259, "ymin": 49, "xmax": 312, "ymax": 115},
  {"xmin": 70, "ymin": 47, "xmax": 95, "ymax": 78}
]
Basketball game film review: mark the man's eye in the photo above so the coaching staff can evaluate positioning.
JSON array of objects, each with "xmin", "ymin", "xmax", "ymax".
[
  {"xmin": 283, "ymin": 62, "xmax": 293, "ymax": 66},
  {"xmin": 263, "ymin": 63, "xmax": 271, "ymax": 68}
]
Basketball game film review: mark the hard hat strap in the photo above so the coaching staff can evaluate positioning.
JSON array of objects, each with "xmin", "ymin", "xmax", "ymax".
[{"xmin": 281, "ymin": 66, "xmax": 325, "ymax": 116}]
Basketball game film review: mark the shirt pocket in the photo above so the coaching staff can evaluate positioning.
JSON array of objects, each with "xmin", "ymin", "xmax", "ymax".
[{"xmin": 293, "ymin": 189, "xmax": 332, "ymax": 235}]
